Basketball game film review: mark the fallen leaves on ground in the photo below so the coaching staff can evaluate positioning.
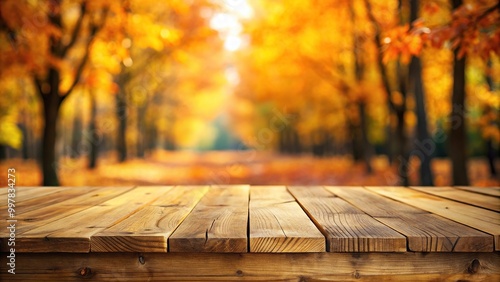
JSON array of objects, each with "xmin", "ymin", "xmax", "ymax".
[{"xmin": 0, "ymin": 150, "xmax": 498, "ymax": 187}]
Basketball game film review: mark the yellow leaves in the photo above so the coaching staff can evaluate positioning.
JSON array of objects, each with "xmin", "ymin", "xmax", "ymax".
[{"xmin": 0, "ymin": 119, "xmax": 23, "ymax": 149}]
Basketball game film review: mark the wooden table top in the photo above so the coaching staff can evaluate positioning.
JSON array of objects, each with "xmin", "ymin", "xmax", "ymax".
[{"xmin": 1, "ymin": 186, "xmax": 499, "ymax": 253}]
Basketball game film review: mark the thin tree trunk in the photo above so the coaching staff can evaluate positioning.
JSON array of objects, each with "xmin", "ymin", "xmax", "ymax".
[
  {"xmin": 350, "ymin": 2, "xmax": 373, "ymax": 173},
  {"xmin": 485, "ymin": 59, "xmax": 497, "ymax": 177},
  {"xmin": 364, "ymin": 0, "xmax": 408, "ymax": 184},
  {"xmin": 115, "ymin": 84, "xmax": 127, "ymax": 162},
  {"xmin": 88, "ymin": 90, "xmax": 98, "ymax": 169},
  {"xmin": 70, "ymin": 98, "xmax": 82, "ymax": 159},
  {"xmin": 137, "ymin": 105, "xmax": 146, "ymax": 158},
  {"xmin": 449, "ymin": 0, "xmax": 469, "ymax": 185},
  {"xmin": 0, "ymin": 145, "xmax": 6, "ymax": 160},
  {"xmin": 450, "ymin": 50, "xmax": 469, "ymax": 185},
  {"xmin": 409, "ymin": 0, "xmax": 434, "ymax": 185},
  {"xmin": 359, "ymin": 103, "xmax": 373, "ymax": 173},
  {"xmin": 410, "ymin": 56, "xmax": 434, "ymax": 185},
  {"xmin": 348, "ymin": 120, "xmax": 363, "ymax": 161},
  {"xmin": 395, "ymin": 109, "xmax": 410, "ymax": 186}
]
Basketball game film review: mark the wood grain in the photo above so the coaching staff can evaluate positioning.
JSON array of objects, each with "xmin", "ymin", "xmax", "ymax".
[
  {"xmin": 327, "ymin": 186, "xmax": 493, "ymax": 252},
  {"xmin": 288, "ymin": 186, "xmax": 406, "ymax": 252},
  {"xmin": 169, "ymin": 185, "xmax": 249, "ymax": 252},
  {"xmin": 455, "ymin": 186, "xmax": 500, "ymax": 197},
  {"xmin": 249, "ymin": 186, "xmax": 325, "ymax": 252},
  {"xmin": 13, "ymin": 187, "xmax": 167, "ymax": 252},
  {"xmin": 368, "ymin": 186, "xmax": 500, "ymax": 251},
  {"xmin": 411, "ymin": 186, "xmax": 500, "ymax": 212},
  {"xmin": 0, "ymin": 187, "xmax": 136, "ymax": 252},
  {"xmin": 325, "ymin": 186, "xmax": 428, "ymax": 217},
  {"xmin": 1, "ymin": 252, "xmax": 498, "ymax": 281},
  {"xmin": 1, "ymin": 187, "xmax": 99, "ymax": 214},
  {"xmin": 91, "ymin": 186, "xmax": 208, "ymax": 252}
]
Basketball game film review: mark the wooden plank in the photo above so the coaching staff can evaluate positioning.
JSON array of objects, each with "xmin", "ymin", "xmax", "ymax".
[
  {"xmin": 411, "ymin": 186, "xmax": 500, "ymax": 212},
  {"xmin": 455, "ymin": 186, "xmax": 500, "ymax": 197},
  {"xmin": 13, "ymin": 187, "xmax": 168, "ymax": 252},
  {"xmin": 327, "ymin": 186, "xmax": 493, "ymax": 252},
  {"xmin": 91, "ymin": 186, "xmax": 208, "ymax": 252},
  {"xmin": 1, "ymin": 187, "xmax": 137, "ymax": 252},
  {"xmin": 0, "ymin": 187, "xmax": 70, "ymax": 210},
  {"xmin": 249, "ymin": 186, "xmax": 324, "ymax": 252},
  {"xmin": 2, "ymin": 252, "xmax": 499, "ymax": 281},
  {"xmin": 325, "ymin": 186, "xmax": 429, "ymax": 217},
  {"xmin": 169, "ymin": 185, "xmax": 249, "ymax": 253},
  {"xmin": 5, "ymin": 187, "xmax": 135, "ymax": 237},
  {"xmin": 368, "ymin": 186, "xmax": 500, "ymax": 251},
  {"xmin": 288, "ymin": 186, "xmax": 406, "ymax": 252},
  {"xmin": 2, "ymin": 187, "xmax": 101, "ymax": 215}
]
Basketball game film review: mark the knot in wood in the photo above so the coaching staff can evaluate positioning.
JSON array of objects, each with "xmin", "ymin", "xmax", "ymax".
[
  {"xmin": 138, "ymin": 255, "xmax": 146, "ymax": 265},
  {"xmin": 78, "ymin": 267, "xmax": 92, "ymax": 278},
  {"xmin": 467, "ymin": 259, "xmax": 480, "ymax": 274},
  {"xmin": 353, "ymin": 270, "xmax": 361, "ymax": 279},
  {"xmin": 236, "ymin": 270, "xmax": 243, "ymax": 277}
]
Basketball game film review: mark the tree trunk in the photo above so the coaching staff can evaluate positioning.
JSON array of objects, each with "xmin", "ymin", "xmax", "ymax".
[
  {"xmin": 485, "ymin": 59, "xmax": 497, "ymax": 177},
  {"xmin": 449, "ymin": 0, "xmax": 469, "ymax": 185},
  {"xmin": 70, "ymin": 100, "xmax": 82, "ymax": 159},
  {"xmin": 115, "ymin": 85, "xmax": 127, "ymax": 162},
  {"xmin": 409, "ymin": 0, "xmax": 434, "ymax": 186},
  {"xmin": 349, "ymin": 2, "xmax": 373, "ymax": 173},
  {"xmin": 450, "ymin": 49, "xmax": 469, "ymax": 185},
  {"xmin": 41, "ymin": 76, "xmax": 62, "ymax": 186},
  {"xmin": 395, "ymin": 109, "xmax": 410, "ymax": 186},
  {"xmin": 359, "ymin": 103, "xmax": 373, "ymax": 173},
  {"xmin": 146, "ymin": 122, "xmax": 157, "ymax": 153},
  {"xmin": 137, "ymin": 105, "xmax": 146, "ymax": 158},
  {"xmin": 88, "ymin": 90, "xmax": 98, "ymax": 169},
  {"xmin": 364, "ymin": 0, "xmax": 408, "ymax": 184},
  {"xmin": 0, "ymin": 145, "xmax": 6, "ymax": 160},
  {"xmin": 410, "ymin": 56, "xmax": 434, "ymax": 185},
  {"xmin": 349, "ymin": 121, "xmax": 363, "ymax": 161}
]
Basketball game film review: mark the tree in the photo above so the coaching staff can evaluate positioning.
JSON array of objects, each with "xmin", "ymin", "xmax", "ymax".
[
  {"xmin": 409, "ymin": 0, "xmax": 434, "ymax": 186},
  {"xmin": 1, "ymin": 1, "xmax": 112, "ymax": 185},
  {"xmin": 424, "ymin": 0, "xmax": 498, "ymax": 185}
]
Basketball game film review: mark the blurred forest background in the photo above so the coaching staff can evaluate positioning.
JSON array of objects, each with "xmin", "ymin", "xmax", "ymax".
[{"xmin": 0, "ymin": 0, "xmax": 498, "ymax": 187}]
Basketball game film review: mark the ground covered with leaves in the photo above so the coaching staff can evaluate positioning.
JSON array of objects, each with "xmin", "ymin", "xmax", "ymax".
[{"xmin": 1, "ymin": 150, "xmax": 498, "ymax": 187}]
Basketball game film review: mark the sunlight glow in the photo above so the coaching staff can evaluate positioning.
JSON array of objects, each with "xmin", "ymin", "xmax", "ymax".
[
  {"xmin": 224, "ymin": 0, "xmax": 253, "ymax": 19},
  {"xmin": 224, "ymin": 35, "xmax": 242, "ymax": 51},
  {"xmin": 210, "ymin": 0, "xmax": 253, "ymax": 52}
]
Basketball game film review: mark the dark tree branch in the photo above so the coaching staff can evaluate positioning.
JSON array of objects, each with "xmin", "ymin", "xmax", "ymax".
[
  {"xmin": 33, "ymin": 77, "xmax": 45, "ymax": 100},
  {"xmin": 61, "ymin": 7, "xmax": 109, "ymax": 101},
  {"xmin": 60, "ymin": 3, "xmax": 87, "ymax": 58},
  {"xmin": 363, "ymin": 0, "xmax": 400, "ymax": 114}
]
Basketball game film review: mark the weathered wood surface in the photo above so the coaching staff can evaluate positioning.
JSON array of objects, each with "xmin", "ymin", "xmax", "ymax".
[
  {"xmin": 1, "ymin": 185, "xmax": 498, "ymax": 253},
  {"xmin": 1, "ymin": 252, "xmax": 499, "ymax": 281},
  {"xmin": 327, "ymin": 186, "xmax": 493, "ymax": 252},
  {"xmin": 367, "ymin": 186, "xmax": 500, "ymax": 251},
  {"xmin": 249, "ymin": 186, "xmax": 324, "ymax": 252},
  {"xmin": 411, "ymin": 186, "xmax": 500, "ymax": 212},
  {"xmin": 1, "ymin": 185, "xmax": 499, "ymax": 280},
  {"xmin": 455, "ymin": 186, "xmax": 500, "ymax": 197},
  {"xmin": 168, "ymin": 185, "xmax": 249, "ymax": 252},
  {"xmin": 91, "ymin": 186, "xmax": 208, "ymax": 252},
  {"xmin": 288, "ymin": 186, "xmax": 407, "ymax": 252}
]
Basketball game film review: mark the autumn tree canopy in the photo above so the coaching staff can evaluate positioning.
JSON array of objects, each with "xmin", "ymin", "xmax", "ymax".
[{"xmin": 0, "ymin": 0, "xmax": 498, "ymax": 186}]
